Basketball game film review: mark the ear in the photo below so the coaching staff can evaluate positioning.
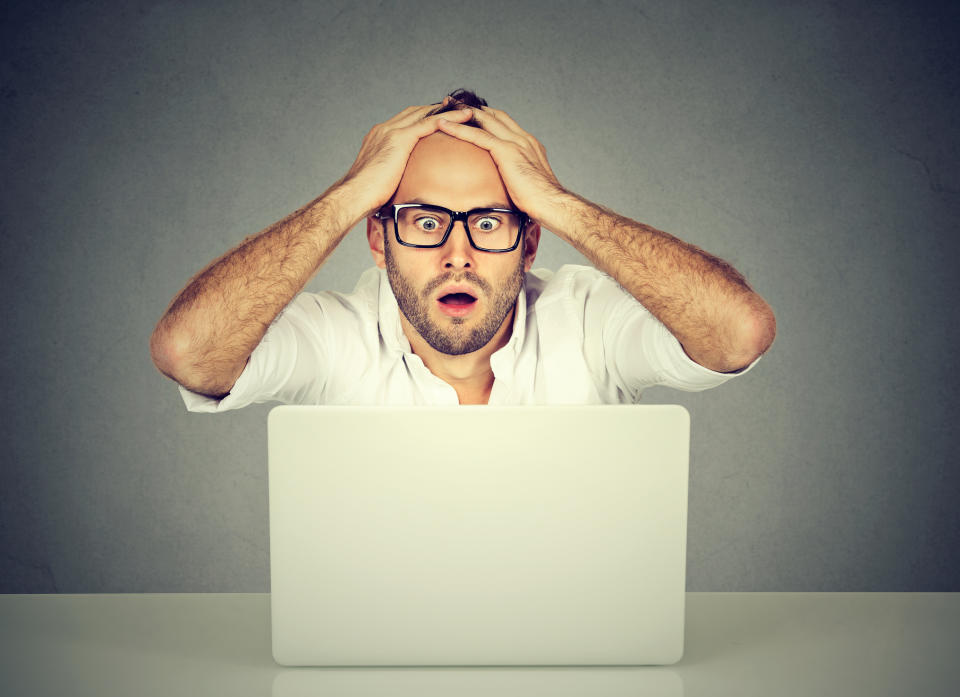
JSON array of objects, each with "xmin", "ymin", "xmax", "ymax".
[
  {"xmin": 522, "ymin": 222, "xmax": 541, "ymax": 272},
  {"xmin": 367, "ymin": 216, "xmax": 386, "ymax": 269}
]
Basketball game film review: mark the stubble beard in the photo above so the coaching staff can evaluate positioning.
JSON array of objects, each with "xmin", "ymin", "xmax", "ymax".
[{"xmin": 383, "ymin": 233, "xmax": 525, "ymax": 356}]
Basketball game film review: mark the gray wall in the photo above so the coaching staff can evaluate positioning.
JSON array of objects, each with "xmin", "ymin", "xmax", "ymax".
[{"xmin": 2, "ymin": 0, "xmax": 957, "ymax": 593}]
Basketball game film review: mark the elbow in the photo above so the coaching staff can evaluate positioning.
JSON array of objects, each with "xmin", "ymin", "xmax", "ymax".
[
  {"xmin": 725, "ymin": 299, "xmax": 776, "ymax": 372},
  {"xmin": 751, "ymin": 299, "xmax": 777, "ymax": 356},
  {"xmin": 681, "ymin": 298, "xmax": 776, "ymax": 374},
  {"xmin": 150, "ymin": 323, "xmax": 191, "ymax": 384},
  {"xmin": 150, "ymin": 324, "xmax": 243, "ymax": 398}
]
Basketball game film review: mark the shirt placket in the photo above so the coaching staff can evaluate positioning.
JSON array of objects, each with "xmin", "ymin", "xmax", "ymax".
[
  {"xmin": 403, "ymin": 353, "xmax": 459, "ymax": 405},
  {"xmin": 487, "ymin": 346, "xmax": 518, "ymax": 405}
]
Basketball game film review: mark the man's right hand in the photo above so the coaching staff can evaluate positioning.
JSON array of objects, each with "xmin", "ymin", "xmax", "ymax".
[
  {"xmin": 335, "ymin": 101, "xmax": 474, "ymax": 221},
  {"xmin": 150, "ymin": 100, "xmax": 473, "ymax": 398}
]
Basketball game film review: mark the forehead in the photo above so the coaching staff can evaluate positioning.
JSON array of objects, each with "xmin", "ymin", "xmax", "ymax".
[{"xmin": 392, "ymin": 132, "xmax": 512, "ymax": 210}]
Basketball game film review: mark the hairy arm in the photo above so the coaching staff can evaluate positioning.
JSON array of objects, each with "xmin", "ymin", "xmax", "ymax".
[
  {"xmin": 149, "ymin": 188, "xmax": 358, "ymax": 397},
  {"xmin": 438, "ymin": 108, "xmax": 776, "ymax": 373},
  {"xmin": 150, "ymin": 104, "xmax": 475, "ymax": 397},
  {"xmin": 544, "ymin": 192, "xmax": 775, "ymax": 372}
]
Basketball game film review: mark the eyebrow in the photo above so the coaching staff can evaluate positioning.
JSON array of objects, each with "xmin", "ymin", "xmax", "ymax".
[{"xmin": 401, "ymin": 198, "xmax": 513, "ymax": 210}]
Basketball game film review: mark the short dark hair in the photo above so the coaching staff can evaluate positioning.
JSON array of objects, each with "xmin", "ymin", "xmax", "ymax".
[{"xmin": 424, "ymin": 88, "xmax": 487, "ymax": 127}]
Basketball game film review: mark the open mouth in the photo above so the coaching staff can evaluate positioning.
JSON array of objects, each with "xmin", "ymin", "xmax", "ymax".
[
  {"xmin": 438, "ymin": 292, "xmax": 477, "ymax": 306},
  {"xmin": 436, "ymin": 291, "xmax": 478, "ymax": 317}
]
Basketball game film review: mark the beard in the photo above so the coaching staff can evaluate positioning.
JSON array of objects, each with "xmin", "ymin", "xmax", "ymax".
[{"xmin": 383, "ymin": 234, "xmax": 525, "ymax": 356}]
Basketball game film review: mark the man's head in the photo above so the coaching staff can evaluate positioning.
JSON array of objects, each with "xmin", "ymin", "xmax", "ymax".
[{"xmin": 367, "ymin": 90, "xmax": 541, "ymax": 356}]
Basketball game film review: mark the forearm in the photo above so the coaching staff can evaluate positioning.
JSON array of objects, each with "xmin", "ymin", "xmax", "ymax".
[
  {"xmin": 546, "ymin": 192, "xmax": 776, "ymax": 372},
  {"xmin": 150, "ymin": 183, "xmax": 363, "ymax": 396}
]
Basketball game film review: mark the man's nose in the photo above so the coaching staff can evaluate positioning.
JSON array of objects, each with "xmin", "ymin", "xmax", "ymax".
[{"xmin": 442, "ymin": 220, "xmax": 474, "ymax": 268}]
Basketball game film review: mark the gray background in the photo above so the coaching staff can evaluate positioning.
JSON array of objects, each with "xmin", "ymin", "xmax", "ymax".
[{"xmin": 2, "ymin": 0, "xmax": 957, "ymax": 593}]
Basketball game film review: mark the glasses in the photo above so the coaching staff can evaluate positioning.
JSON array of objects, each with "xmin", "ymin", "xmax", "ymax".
[{"xmin": 375, "ymin": 203, "xmax": 528, "ymax": 253}]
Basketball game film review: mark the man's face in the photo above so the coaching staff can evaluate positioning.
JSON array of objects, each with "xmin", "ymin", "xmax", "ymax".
[{"xmin": 368, "ymin": 132, "xmax": 540, "ymax": 356}]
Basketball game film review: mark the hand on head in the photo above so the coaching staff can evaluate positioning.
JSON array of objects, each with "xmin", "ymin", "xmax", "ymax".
[
  {"xmin": 435, "ymin": 105, "xmax": 566, "ymax": 224},
  {"xmin": 338, "ymin": 102, "xmax": 474, "ymax": 220},
  {"xmin": 342, "ymin": 93, "xmax": 566, "ymax": 229}
]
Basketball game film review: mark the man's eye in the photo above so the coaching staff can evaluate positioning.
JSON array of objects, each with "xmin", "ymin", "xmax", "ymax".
[
  {"xmin": 416, "ymin": 217, "xmax": 441, "ymax": 232},
  {"xmin": 474, "ymin": 217, "xmax": 500, "ymax": 232}
]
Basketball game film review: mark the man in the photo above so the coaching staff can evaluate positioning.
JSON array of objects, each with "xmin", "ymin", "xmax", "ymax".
[{"xmin": 150, "ymin": 90, "xmax": 775, "ymax": 410}]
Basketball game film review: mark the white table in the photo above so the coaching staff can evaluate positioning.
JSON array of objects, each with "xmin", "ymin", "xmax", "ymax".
[{"xmin": 1, "ymin": 593, "xmax": 957, "ymax": 696}]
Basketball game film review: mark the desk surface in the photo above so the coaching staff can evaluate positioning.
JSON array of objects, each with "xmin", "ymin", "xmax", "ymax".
[{"xmin": 0, "ymin": 593, "xmax": 957, "ymax": 697}]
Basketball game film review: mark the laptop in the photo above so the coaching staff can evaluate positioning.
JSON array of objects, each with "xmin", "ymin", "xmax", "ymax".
[{"xmin": 268, "ymin": 404, "xmax": 690, "ymax": 666}]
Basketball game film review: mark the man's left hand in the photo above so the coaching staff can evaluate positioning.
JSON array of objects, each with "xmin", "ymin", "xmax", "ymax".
[
  {"xmin": 441, "ymin": 103, "xmax": 776, "ymax": 372},
  {"xmin": 437, "ymin": 107, "xmax": 568, "ymax": 226}
]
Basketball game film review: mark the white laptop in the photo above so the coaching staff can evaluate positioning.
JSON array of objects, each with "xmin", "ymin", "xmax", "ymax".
[{"xmin": 268, "ymin": 405, "xmax": 690, "ymax": 667}]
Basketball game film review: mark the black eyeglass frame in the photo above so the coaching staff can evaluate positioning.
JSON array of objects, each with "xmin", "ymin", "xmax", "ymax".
[{"xmin": 375, "ymin": 203, "xmax": 528, "ymax": 253}]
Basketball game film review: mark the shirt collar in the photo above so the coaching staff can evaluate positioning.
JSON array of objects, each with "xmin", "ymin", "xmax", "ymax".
[
  {"xmin": 376, "ymin": 268, "xmax": 412, "ymax": 353},
  {"xmin": 500, "ymin": 276, "xmax": 527, "ymax": 357}
]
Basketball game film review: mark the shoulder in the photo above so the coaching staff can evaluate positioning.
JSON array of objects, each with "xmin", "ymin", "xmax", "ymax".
[
  {"xmin": 526, "ymin": 264, "xmax": 625, "ymax": 307},
  {"xmin": 282, "ymin": 267, "xmax": 382, "ymax": 325}
]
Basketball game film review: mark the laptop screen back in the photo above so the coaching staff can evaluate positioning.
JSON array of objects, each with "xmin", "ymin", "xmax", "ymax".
[{"xmin": 268, "ymin": 404, "xmax": 690, "ymax": 666}]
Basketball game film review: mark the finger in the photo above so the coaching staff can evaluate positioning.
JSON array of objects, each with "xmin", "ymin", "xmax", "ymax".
[
  {"xmin": 400, "ymin": 101, "xmax": 473, "ymax": 129},
  {"xmin": 467, "ymin": 108, "xmax": 527, "ymax": 147},
  {"xmin": 435, "ymin": 117, "xmax": 504, "ymax": 154},
  {"xmin": 402, "ymin": 108, "xmax": 474, "ymax": 140},
  {"xmin": 393, "ymin": 104, "xmax": 431, "ymax": 120},
  {"xmin": 370, "ymin": 106, "xmax": 431, "ymax": 135},
  {"xmin": 359, "ymin": 107, "xmax": 470, "ymax": 156},
  {"xmin": 467, "ymin": 108, "xmax": 549, "ymax": 166},
  {"xmin": 479, "ymin": 106, "xmax": 530, "ymax": 138},
  {"xmin": 383, "ymin": 102, "xmax": 451, "ymax": 129},
  {"xmin": 480, "ymin": 106, "xmax": 549, "ymax": 158}
]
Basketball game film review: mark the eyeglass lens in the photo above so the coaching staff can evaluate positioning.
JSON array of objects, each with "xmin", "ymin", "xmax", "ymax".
[{"xmin": 396, "ymin": 206, "xmax": 520, "ymax": 250}]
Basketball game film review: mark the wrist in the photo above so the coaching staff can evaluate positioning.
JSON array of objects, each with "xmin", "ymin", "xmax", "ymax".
[
  {"xmin": 318, "ymin": 180, "xmax": 373, "ymax": 230},
  {"xmin": 535, "ymin": 189, "xmax": 595, "ymax": 241}
]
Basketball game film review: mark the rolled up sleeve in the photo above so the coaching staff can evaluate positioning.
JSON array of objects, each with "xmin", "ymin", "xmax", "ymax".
[
  {"xmin": 618, "ymin": 308, "xmax": 760, "ymax": 395},
  {"xmin": 569, "ymin": 265, "xmax": 760, "ymax": 400},
  {"xmin": 178, "ymin": 294, "xmax": 329, "ymax": 413}
]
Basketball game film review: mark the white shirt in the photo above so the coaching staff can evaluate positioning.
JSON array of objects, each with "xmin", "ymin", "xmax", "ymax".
[{"xmin": 180, "ymin": 264, "xmax": 756, "ymax": 412}]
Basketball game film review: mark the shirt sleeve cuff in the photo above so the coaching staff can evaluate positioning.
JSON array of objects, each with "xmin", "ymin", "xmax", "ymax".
[
  {"xmin": 649, "ymin": 320, "xmax": 762, "ymax": 392},
  {"xmin": 177, "ymin": 357, "xmax": 259, "ymax": 413}
]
